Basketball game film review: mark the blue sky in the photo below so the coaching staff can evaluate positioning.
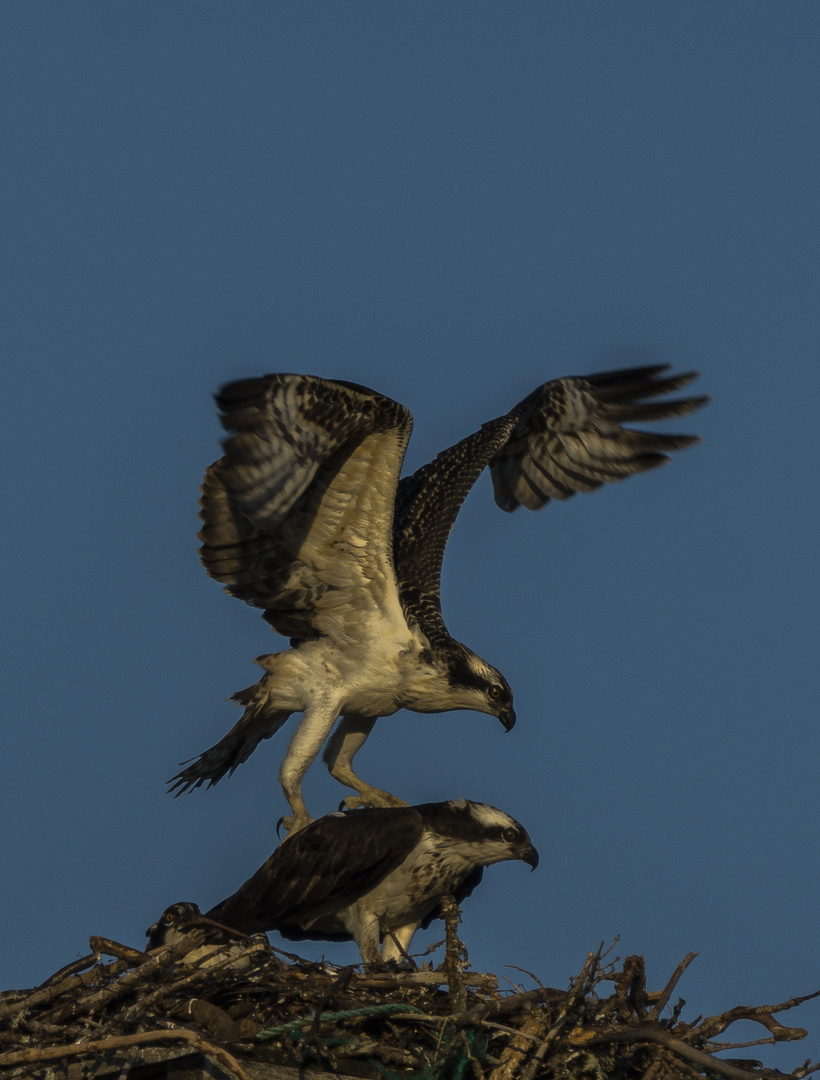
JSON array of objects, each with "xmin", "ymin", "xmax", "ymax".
[{"xmin": 2, "ymin": 3, "xmax": 818, "ymax": 1066}]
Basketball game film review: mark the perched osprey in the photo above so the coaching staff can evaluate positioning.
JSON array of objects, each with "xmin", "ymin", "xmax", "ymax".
[
  {"xmin": 144, "ymin": 900, "xmax": 255, "ymax": 971},
  {"xmin": 146, "ymin": 901, "xmax": 207, "ymax": 950},
  {"xmin": 170, "ymin": 366, "xmax": 706, "ymax": 831},
  {"xmin": 147, "ymin": 800, "xmax": 538, "ymax": 965}
]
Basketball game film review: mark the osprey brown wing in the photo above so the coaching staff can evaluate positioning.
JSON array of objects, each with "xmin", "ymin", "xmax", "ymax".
[
  {"xmin": 394, "ymin": 365, "xmax": 707, "ymax": 644},
  {"xmin": 206, "ymin": 808, "xmax": 425, "ymax": 936},
  {"xmin": 198, "ymin": 374, "xmax": 413, "ymax": 642},
  {"xmin": 489, "ymin": 365, "xmax": 707, "ymax": 511}
]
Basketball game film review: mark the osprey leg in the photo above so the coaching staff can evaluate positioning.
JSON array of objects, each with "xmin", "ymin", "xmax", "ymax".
[
  {"xmin": 346, "ymin": 902, "xmax": 383, "ymax": 967},
  {"xmin": 323, "ymin": 714, "xmax": 409, "ymax": 811},
  {"xmin": 381, "ymin": 921, "xmax": 420, "ymax": 964},
  {"xmin": 279, "ymin": 703, "xmax": 344, "ymax": 833}
]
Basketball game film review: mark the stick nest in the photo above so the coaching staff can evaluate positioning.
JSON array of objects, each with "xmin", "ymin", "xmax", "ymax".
[{"xmin": 0, "ymin": 905, "xmax": 817, "ymax": 1080}]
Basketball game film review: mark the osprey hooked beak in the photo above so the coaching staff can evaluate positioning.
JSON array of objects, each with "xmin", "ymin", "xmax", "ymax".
[
  {"xmin": 522, "ymin": 842, "xmax": 539, "ymax": 871},
  {"xmin": 497, "ymin": 704, "xmax": 516, "ymax": 732}
]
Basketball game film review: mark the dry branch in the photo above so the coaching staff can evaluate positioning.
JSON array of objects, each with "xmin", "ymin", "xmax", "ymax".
[
  {"xmin": 0, "ymin": 1028, "xmax": 254, "ymax": 1080},
  {"xmin": 0, "ymin": 925, "xmax": 816, "ymax": 1080}
]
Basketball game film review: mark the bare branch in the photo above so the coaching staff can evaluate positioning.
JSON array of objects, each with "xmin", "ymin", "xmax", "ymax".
[
  {"xmin": 455, "ymin": 987, "xmax": 566, "ymax": 1027},
  {"xmin": 648, "ymin": 951, "xmax": 698, "ymax": 1019},
  {"xmin": 0, "ymin": 1027, "xmax": 254, "ymax": 1080},
  {"xmin": 697, "ymin": 990, "xmax": 820, "ymax": 1041},
  {"xmin": 574, "ymin": 1024, "xmax": 800, "ymax": 1080},
  {"xmin": 441, "ymin": 894, "xmax": 467, "ymax": 1014}
]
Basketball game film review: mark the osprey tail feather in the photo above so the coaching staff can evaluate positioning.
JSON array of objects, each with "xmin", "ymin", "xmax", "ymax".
[{"xmin": 168, "ymin": 682, "xmax": 292, "ymax": 794}]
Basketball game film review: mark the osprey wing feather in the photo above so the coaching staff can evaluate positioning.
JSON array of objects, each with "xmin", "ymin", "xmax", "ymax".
[
  {"xmin": 393, "ymin": 364, "xmax": 707, "ymax": 646},
  {"xmin": 198, "ymin": 375, "xmax": 413, "ymax": 643},
  {"xmin": 489, "ymin": 365, "xmax": 706, "ymax": 512},
  {"xmin": 207, "ymin": 808, "xmax": 426, "ymax": 939}
]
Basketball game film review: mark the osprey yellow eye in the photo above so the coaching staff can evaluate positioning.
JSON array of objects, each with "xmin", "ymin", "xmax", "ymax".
[{"xmin": 488, "ymin": 685, "xmax": 502, "ymax": 700}]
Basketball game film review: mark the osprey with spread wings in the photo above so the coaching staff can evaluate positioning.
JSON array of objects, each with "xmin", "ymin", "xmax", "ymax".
[{"xmin": 170, "ymin": 366, "xmax": 706, "ymax": 831}]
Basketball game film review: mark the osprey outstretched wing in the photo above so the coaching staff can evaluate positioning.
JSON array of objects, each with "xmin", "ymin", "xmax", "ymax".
[
  {"xmin": 393, "ymin": 366, "xmax": 704, "ymax": 646},
  {"xmin": 148, "ymin": 800, "xmax": 538, "ymax": 965},
  {"xmin": 170, "ymin": 367, "xmax": 706, "ymax": 831}
]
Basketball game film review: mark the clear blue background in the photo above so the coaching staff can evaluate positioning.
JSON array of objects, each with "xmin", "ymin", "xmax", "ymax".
[{"xmin": 2, "ymin": 3, "xmax": 818, "ymax": 1067}]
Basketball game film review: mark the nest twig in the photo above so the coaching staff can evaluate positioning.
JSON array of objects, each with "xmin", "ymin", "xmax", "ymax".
[{"xmin": 0, "ymin": 928, "xmax": 817, "ymax": 1080}]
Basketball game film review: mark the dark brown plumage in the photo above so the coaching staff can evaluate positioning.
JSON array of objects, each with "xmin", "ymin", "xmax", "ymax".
[{"xmin": 149, "ymin": 801, "xmax": 538, "ymax": 965}]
